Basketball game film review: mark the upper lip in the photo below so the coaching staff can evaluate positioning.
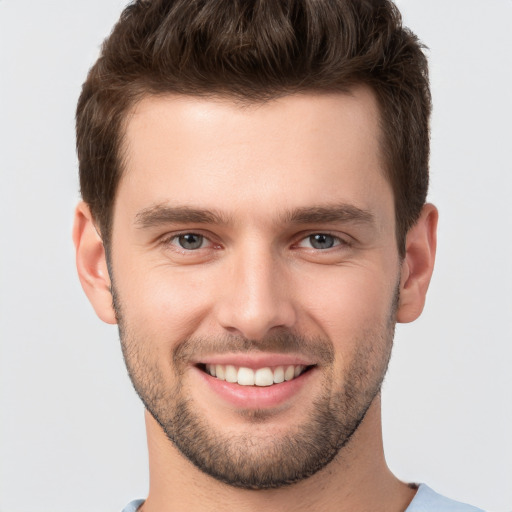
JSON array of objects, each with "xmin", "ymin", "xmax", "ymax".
[{"xmin": 193, "ymin": 353, "xmax": 316, "ymax": 369}]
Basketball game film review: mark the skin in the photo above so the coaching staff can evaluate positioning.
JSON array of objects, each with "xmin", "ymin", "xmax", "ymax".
[{"xmin": 73, "ymin": 88, "xmax": 437, "ymax": 512}]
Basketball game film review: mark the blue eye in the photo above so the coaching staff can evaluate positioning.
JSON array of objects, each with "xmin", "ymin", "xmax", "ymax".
[
  {"xmin": 308, "ymin": 234, "xmax": 336, "ymax": 249},
  {"xmin": 177, "ymin": 233, "xmax": 204, "ymax": 250},
  {"xmin": 297, "ymin": 233, "xmax": 344, "ymax": 250}
]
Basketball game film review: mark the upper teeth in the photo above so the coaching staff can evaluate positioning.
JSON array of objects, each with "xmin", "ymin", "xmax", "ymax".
[{"xmin": 205, "ymin": 364, "xmax": 306, "ymax": 386}]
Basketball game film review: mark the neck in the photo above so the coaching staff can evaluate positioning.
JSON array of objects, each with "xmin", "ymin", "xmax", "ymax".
[{"xmin": 140, "ymin": 396, "xmax": 416, "ymax": 512}]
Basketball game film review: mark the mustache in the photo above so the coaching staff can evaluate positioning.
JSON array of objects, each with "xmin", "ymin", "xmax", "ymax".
[{"xmin": 173, "ymin": 329, "xmax": 335, "ymax": 367}]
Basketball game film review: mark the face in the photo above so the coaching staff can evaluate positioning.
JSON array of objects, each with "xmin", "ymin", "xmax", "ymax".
[{"xmin": 110, "ymin": 89, "xmax": 401, "ymax": 489}]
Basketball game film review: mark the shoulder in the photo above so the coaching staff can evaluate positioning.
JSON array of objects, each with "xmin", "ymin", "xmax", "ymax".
[{"xmin": 406, "ymin": 484, "xmax": 486, "ymax": 512}]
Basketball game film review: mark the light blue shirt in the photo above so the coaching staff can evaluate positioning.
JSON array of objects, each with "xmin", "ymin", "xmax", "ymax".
[
  {"xmin": 121, "ymin": 484, "xmax": 485, "ymax": 511},
  {"xmin": 122, "ymin": 499, "xmax": 144, "ymax": 512},
  {"xmin": 406, "ymin": 484, "xmax": 485, "ymax": 512}
]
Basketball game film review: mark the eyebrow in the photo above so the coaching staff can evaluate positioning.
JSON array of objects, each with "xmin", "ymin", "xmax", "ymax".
[
  {"xmin": 135, "ymin": 204, "xmax": 231, "ymax": 228},
  {"xmin": 283, "ymin": 204, "xmax": 375, "ymax": 226},
  {"xmin": 134, "ymin": 203, "xmax": 374, "ymax": 229}
]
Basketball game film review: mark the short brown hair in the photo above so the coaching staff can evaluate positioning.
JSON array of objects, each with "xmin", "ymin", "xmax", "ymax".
[{"xmin": 76, "ymin": 0, "xmax": 431, "ymax": 254}]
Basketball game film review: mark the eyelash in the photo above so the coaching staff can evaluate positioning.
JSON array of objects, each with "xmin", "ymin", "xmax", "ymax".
[
  {"xmin": 296, "ymin": 233, "xmax": 350, "ymax": 250},
  {"xmin": 160, "ymin": 231, "xmax": 217, "ymax": 252}
]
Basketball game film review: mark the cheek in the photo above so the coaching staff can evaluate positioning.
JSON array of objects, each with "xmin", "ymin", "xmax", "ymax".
[
  {"xmin": 302, "ymin": 270, "xmax": 397, "ymax": 382},
  {"xmin": 297, "ymin": 264, "xmax": 398, "ymax": 342},
  {"xmin": 114, "ymin": 261, "xmax": 214, "ymax": 346}
]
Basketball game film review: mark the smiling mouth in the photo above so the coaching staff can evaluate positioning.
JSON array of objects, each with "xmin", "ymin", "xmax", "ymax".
[{"xmin": 198, "ymin": 364, "xmax": 314, "ymax": 387}]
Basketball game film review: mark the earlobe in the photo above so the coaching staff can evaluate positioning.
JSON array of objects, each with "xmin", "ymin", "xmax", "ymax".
[
  {"xmin": 396, "ymin": 203, "xmax": 438, "ymax": 324},
  {"xmin": 72, "ymin": 202, "xmax": 117, "ymax": 325}
]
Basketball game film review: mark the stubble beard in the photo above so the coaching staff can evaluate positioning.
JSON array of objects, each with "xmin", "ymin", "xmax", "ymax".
[{"xmin": 113, "ymin": 286, "xmax": 397, "ymax": 490}]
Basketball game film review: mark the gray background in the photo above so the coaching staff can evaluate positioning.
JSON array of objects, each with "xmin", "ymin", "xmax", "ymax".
[{"xmin": 0, "ymin": 1, "xmax": 511, "ymax": 510}]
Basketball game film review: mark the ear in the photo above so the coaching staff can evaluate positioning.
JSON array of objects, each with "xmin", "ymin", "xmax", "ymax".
[
  {"xmin": 396, "ymin": 203, "xmax": 438, "ymax": 323},
  {"xmin": 72, "ymin": 202, "xmax": 117, "ymax": 324}
]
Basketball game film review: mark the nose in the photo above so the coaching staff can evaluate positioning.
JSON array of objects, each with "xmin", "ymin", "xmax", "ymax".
[{"xmin": 215, "ymin": 244, "xmax": 297, "ymax": 340}]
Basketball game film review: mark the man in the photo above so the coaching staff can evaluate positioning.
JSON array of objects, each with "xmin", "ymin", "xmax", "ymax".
[{"xmin": 72, "ymin": 1, "xmax": 484, "ymax": 510}]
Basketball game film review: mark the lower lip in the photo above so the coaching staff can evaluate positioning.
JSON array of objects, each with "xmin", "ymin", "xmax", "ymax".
[{"xmin": 194, "ymin": 366, "xmax": 316, "ymax": 409}]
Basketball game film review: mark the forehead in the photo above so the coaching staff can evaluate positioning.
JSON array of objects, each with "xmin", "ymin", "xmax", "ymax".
[{"xmin": 117, "ymin": 89, "xmax": 392, "ymax": 228}]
